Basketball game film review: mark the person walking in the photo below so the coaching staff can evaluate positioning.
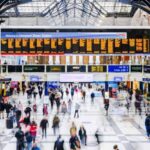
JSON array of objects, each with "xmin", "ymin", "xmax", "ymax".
[
  {"xmin": 104, "ymin": 98, "xmax": 109, "ymax": 116},
  {"xmin": 61, "ymin": 101, "xmax": 67, "ymax": 115},
  {"xmin": 145, "ymin": 114, "xmax": 150, "ymax": 139},
  {"xmin": 38, "ymin": 86, "xmax": 43, "ymax": 99},
  {"xmin": 95, "ymin": 129, "xmax": 100, "ymax": 144},
  {"xmin": 71, "ymin": 88, "xmax": 74, "ymax": 100},
  {"xmin": 0, "ymin": 100, "xmax": 5, "ymax": 119},
  {"xmin": 68, "ymin": 99, "xmax": 72, "ymax": 117},
  {"xmin": 55, "ymin": 98, "xmax": 61, "ymax": 114},
  {"xmin": 74, "ymin": 103, "xmax": 80, "ymax": 118},
  {"xmin": 5, "ymin": 102, "xmax": 13, "ymax": 118},
  {"xmin": 40, "ymin": 117, "xmax": 49, "ymax": 139},
  {"xmin": 78, "ymin": 125, "xmax": 87, "ymax": 145},
  {"xmin": 43, "ymin": 104, "xmax": 48, "ymax": 116},
  {"xmin": 69, "ymin": 128, "xmax": 81, "ymax": 150},
  {"xmin": 91, "ymin": 92, "xmax": 95, "ymax": 104},
  {"xmin": 54, "ymin": 135, "xmax": 65, "ymax": 150},
  {"xmin": 52, "ymin": 115, "xmax": 60, "ymax": 135},
  {"xmin": 49, "ymin": 92, "xmax": 55, "ymax": 111},
  {"xmin": 82, "ymin": 91, "xmax": 86, "ymax": 103},
  {"xmin": 30, "ymin": 121, "xmax": 37, "ymax": 143},
  {"xmin": 25, "ymin": 132, "xmax": 33, "ymax": 150},
  {"xmin": 15, "ymin": 127, "xmax": 25, "ymax": 150}
]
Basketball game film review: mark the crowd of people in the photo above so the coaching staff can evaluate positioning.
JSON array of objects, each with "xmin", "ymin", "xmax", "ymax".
[{"xmin": 0, "ymin": 82, "xmax": 150, "ymax": 150}]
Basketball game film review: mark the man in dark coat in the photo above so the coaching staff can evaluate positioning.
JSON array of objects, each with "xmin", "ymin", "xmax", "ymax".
[{"xmin": 145, "ymin": 114, "xmax": 150, "ymax": 139}]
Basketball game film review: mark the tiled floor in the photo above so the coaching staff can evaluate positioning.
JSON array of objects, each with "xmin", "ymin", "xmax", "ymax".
[{"xmin": 1, "ymin": 88, "xmax": 150, "ymax": 150}]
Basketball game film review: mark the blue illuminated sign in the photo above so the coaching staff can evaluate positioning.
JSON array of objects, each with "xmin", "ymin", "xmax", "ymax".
[
  {"xmin": 30, "ymin": 75, "xmax": 40, "ymax": 82},
  {"xmin": 143, "ymin": 78, "xmax": 150, "ymax": 82},
  {"xmin": 1, "ymin": 32, "xmax": 127, "ymax": 39},
  {"xmin": 108, "ymin": 65, "xmax": 129, "ymax": 73},
  {"xmin": 114, "ymin": 77, "xmax": 123, "ymax": 81}
]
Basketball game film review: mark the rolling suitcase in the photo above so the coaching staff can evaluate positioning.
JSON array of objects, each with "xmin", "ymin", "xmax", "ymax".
[{"xmin": 6, "ymin": 119, "xmax": 13, "ymax": 129}]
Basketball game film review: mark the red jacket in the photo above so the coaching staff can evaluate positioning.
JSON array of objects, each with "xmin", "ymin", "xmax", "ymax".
[{"xmin": 30, "ymin": 124, "xmax": 37, "ymax": 136}]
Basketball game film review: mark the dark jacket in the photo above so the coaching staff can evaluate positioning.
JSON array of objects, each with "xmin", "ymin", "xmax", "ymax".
[
  {"xmin": 54, "ymin": 138, "xmax": 64, "ymax": 150},
  {"xmin": 25, "ymin": 132, "xmax": 33, "ymax": 143},
  {"xmin": 69, "ymin": 135, "xmax": 80, "ymax": 150},
  {"xmin": 5, "ymin": 103, "xmax": 13, "ymax": 113},
  {"xmin": 145, "ymin": 116, "xmax": 150, "ymax": 127},
  {"xmin": 15, "ymin": 129, "xmax": 24, "ymax": 142},
  {"xmin": 40, "ymin": 119, "xmax": 49, "ymax": 129},
  {"xmin": 0, "ymin": 102, "xmax": 5, "ymax": 111},
  {"xmin": 79, "ymin": 128, "xmax": 87, "ymax": 139}
]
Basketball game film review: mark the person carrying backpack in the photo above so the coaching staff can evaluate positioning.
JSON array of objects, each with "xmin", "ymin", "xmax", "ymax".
[{"xmin": 54, "ymin": 135, "xmax": 65, "ymax": 150}]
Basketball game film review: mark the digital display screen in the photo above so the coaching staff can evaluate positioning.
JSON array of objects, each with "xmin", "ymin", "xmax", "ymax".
[
  {"xmin": 60, "ymin": 74, "xmax": 93, "ymax": 82},
  {"xmin": 24, "ymin": 65, "xmax": 45, "ymax": 72},
  {"xmin": 67, "ymin": 65, "xmax": 86, "ymax": 72},
  {"xmin": 1, "ymin": 29, "xmax": 149, "ymax": 55},
  {"xmin": 88, "ymin": 65, "xmax": 107, "ymax": 72},
  {"xmin": 131, "ymin": 65, "xmax": 142, "ymax": 72},
  {"xmin": 144, "ymin": 66, "xmax": 150, "ymax": 73},
  {"xmin": 46, "ymin": 66, "xmax": 65, "ymax": 72},
  {"xmin": 108, "ymin": 65, "xmax": 129, "ymax": 72},
  {"xmin": 8, "ymin": 65, "xmax": 22, "ymax": 72}
]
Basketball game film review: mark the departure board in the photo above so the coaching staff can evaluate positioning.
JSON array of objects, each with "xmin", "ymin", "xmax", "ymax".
[
  {"xmin": 46, "ymin": 65, "xmax": 65, "ymax": 72},
  {"xmin": 108, "ymin": 65, "xmax": 129, "ymax": 73},
  {"xmin": 131, "ymin": 65, "xmax": 142, "ymax": 72},
  {"xmin": 8, "ymin": 65, "xmax": 22, "ymax": 73},
  {"xmin": 24, "ymin": 65, "xmax": 45, "ymax": 72},
  {"xmin": 1, "ymin": 29, "xmax": 150, "ymax": 55},
  {"xmin": 67, "ymin": 65, "xmax": 86, "ymax": 72},
  {"xmin": 88, "ymin": 65, "xmax": 107, "ymax": 72},
  {"xmin": 144, "ymin": 66, "xmax": 150, "ymax": 73}
]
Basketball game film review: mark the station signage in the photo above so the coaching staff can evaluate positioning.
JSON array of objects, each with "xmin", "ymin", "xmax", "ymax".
[
  {"xmin": 1, "ymin": 29, "xmax": 149, "ymax": 55},
  {"xmin": 8, "ymin": 65, "xmax": 22, "ymax": 73},
  {"xmin": 24, "ymin": 65, "xmax": 45, "ymax": 72},
  {"xmin": 143, "ymin": 78, "xmax": 150, "ymax": 82},
  {"xmin": 88, "ymin": 65, "xmax": 107, "ymax": 72},
  {"xmin": 114, "ymin": 77, "xmax": 123, "ymax": 81},
  {"xmin": 131, "ymin": 65, "xmax": 142, "ymax": 72},
  {"xmin": 67, "ymin": 65, "xmax": 86, "ymax": 72},
  {"xmin": 46, "ymin": 65, "xmax": 65, "ymax": 72},
  {"xmin": 108, "ymin": 65, "xmax": 129, "ymax": 73},
  {"xmin": 144, "ymin": 65, "xmax": 150, "ymax": 73}
]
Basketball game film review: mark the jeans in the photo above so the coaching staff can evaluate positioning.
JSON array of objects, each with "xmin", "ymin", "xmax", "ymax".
[
  {"xmin": 42, "ymin": 128, "xmax": 47, "ymax": 138},
  {"xmin": 146, "ymin": 127, "xmax": 150, "ymax": 137},
  {"xmin": 26, "ymin": 142, "xmax": 32, "ymax": 150}
]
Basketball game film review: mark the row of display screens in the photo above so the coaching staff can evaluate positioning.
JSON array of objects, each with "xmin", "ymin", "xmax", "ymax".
[
  {"xmin": 1, "ymin": 38, "xmax": 150, "ymax": 54},
  {"xmin": 1, "ymin": 65, "xmax": 150, "ymax": 73}
]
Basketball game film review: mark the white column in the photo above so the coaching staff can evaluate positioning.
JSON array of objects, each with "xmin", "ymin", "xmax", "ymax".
[
  {"xmin": 72, "ymin": 55, "xmax": 76, "ymax": 64},
  {"xmin": 55, "ymin": 56, "xmax": 60, "ymax": 64},
  {"xmin": 79, "ymin": 56, "xmax": 83, "ymax": 64},
  {"xmin": 95, "ymin": 56, "xmax": 100, "ymax": 64},
  {"xmin": 66, "ymin": 56, "xmax": 70, "ymax": 65},
  {"xmin": 89, "ymin": 56, "xmax": 93, "ymax": 64},
  {"xmin": 48, "ymin": 56, "xmax": 53, "ymax": 64},
  {"xmin": 135, "ymin": 56, "xmax": 138, "ymax": 65}
]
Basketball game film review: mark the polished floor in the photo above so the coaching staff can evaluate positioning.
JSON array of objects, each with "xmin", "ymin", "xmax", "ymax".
[{"xmin": 0, "ymin": 87, "xmax": 150, "ymax": 150}]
